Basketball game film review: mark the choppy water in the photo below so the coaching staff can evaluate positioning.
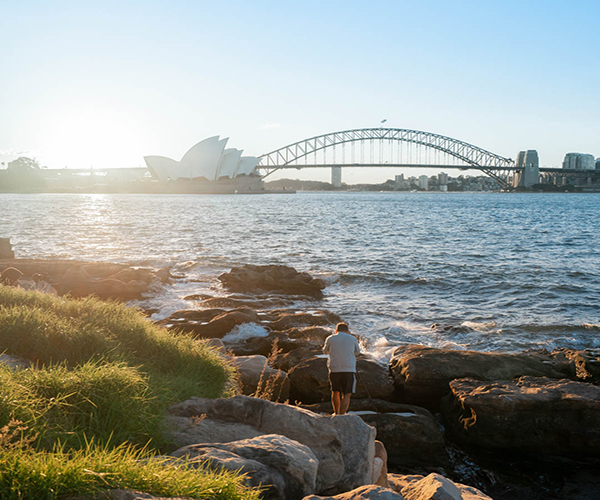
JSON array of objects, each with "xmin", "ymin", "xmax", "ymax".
[{"xmin": 1, "ymin": 192, "xmax": 599, "ymax": 357}]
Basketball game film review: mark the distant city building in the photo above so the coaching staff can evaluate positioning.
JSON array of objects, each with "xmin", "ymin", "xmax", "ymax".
[
  {"xmin": 418, "ymin": 175, "xmax": 429, "ymax": 190},
  {"xmin": 438, "ymin": 172, "xmax": 448, "ymax": 186},
  {"xmin": 562, "ymin": 152, "xmax": 595, "ymax": 170},
  {"xmin": 514, "ymin": 150, "xmax": 539, "ymax": 188},
  {"xmin": 331, "ymin": 166, "xmax": 342, "ymax": 188},
  {"xmin": 597, "ymin": 158, "xmax": 600, "ymax": 170}
]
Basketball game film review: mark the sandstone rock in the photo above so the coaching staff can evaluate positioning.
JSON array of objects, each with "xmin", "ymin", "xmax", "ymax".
[
  {"xmin": 164, "ymin": 308, "xmax": 259, "ymax": 338},
  {"xmin": 397, "ymin": 473, "xmax": 493, "ymax": 500},
  {"xmin": 16, "ymin": 278, "xmax": 58, "ymax": 295},
  {"xmin": 92, "ymin": 278, "xmax": 149, "ymax": 300},
  {"xmin": 233, "ymin": 355, "xmax": 290, "ymax": 402},
  {"xmin": 442, "ymin": 376, "xmax": 600, "ymax": 457},
  {"xmin": 324, "ymin": 415, "xmax": 376, "ymax": 494},
  {"xmin": 358, "ymin": 409, "xmax": 448, "ymax": 468},
  {"xmin": 302, "ymin": 399, "xmax": 416, "ymax": 415},
  {"xmin": 303, "ymin": 485, "xmax": 405, "ymax": 499},
  {"xmin": 372, "ymin": 441, "xmax": 389, "ymax": 488},
  {"xmin": 163, "ymin": 415, "xmax": 262, "ymax": 449},
  {"xmin": 390, "ymin": 345, "xmax": 576, "ymax": 409},
  {"xmin": 0, "ymin": 238, "xmax": 14, "ymax": 259},
  {"xmin": 172, "ymin": 434, "xmax": 319, "ymax": 500},
  {"xmin": 273, "ymin": 346, "xmax": 323, "ymax": 372},
  {"xmin": 166, "ymin": 395, "xmax": 376, "ymax": 494},
  {"xmin": 219, "ymin": 264, "xmax": 326, "ymax": 298},
  {"xmin": 553, "ymin": 347, "xmax": 600, "ymax": 384},
  {"xmin": 1, "ymin": 267, "xmax": 23, "ymax": 285},
  {"xmin": 289, "ymin": 356, "xmax": 395, "ymax": 404},
  {"xmin": 203, "ymin": 338, "xmax": 226, "ymax": 353}
]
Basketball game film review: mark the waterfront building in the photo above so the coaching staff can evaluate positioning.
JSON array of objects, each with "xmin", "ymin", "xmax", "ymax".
[
  {"xmin": 143, "ymin": 136, "xmax": 263, "ymax": 193},
  {"xmin": 562, "ymin": 153, "xmax": 596, "ymax": 170},
  {"xmin": 332, "ymin": 166, "xmax": 342, "ymax": 188},
  {"xmin": 514, "ymin": 150, "xmax": 540, "ymax": 188},
  {"xmin": 418, "ymin": 175, "xmax": 429, "ymax": 190},
  {"xmin": 596, "ymin": 158, "xmax": 600, "ymax": 170}
]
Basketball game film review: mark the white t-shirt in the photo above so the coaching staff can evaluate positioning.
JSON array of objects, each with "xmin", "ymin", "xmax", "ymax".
[{"xmin": 323, "ymin": 332, "xmax": 360, "ymax": 373}]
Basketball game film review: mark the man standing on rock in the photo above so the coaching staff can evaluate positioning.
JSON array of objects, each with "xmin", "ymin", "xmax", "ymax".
[{"xmin": 323, "ymin": 322, "xmax": 361, "ymax": 415}]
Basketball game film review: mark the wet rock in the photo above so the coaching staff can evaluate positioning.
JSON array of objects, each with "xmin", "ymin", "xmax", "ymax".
[
  {"xmin": 161, "ymin": 308, "xmax": 258, "ymax": 338},
  {"xmin": 219, "ymin": 264, "xmax": 326, "ymax": 298},
  {"xmin": 273, "ymin": 346, "xmax": 323, "ymax": 372},
  {"xmin": 183, "ymin": 293, "xmax": 213, "ymax": 301},
  {"xmin": 553, "ymin": 347, "xmax": 600, "ymax": 384},
  {"xmin": 442, "ymin": 376, "xmax": 600, "ymax": 457},
  {"xmin": 172, "ymin": 434, "xmax": 319, "ymax": 500},
  {"xmin": 165, "ymin": 395, "xmax": 376, "ymax": 494},
  {"xmin": 233, "ymin": 355, "xmax": 290, "ymax": 402},
  {"xmin": 0, "ymin": 238, "xmax": 14, "ymax": 259},
  {"xmin": 201, "ymin": 295, "xmax": 291, "ymax": 309},
  {"xmin": 289, "ymin": 356, "xmax": 395, "ymax": 404},
  {"xmin": 389, "ymin": 345, "xmax": 576, "ymax": 409},
  {"xmin": 358, "ymin": 409, "xmax": 448, "ymax": 468}
]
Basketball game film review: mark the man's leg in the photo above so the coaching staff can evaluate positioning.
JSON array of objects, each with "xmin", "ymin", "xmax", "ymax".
[
  {"xmin": 331, "ymin": 391, "xmax": 341, "ymax": 415},
  {"xmin": 340, "ymin": 393, "xmax": 351, "ymax": 415}
]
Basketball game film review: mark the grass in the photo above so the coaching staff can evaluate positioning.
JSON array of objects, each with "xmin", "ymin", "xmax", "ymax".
[
  {"xmin": 0, "ymin": 440, "xmax": 260, "ymax": 500},
  {"xmin": 0, "ymin": 285, "xmax": 256, "ymax": 499}
]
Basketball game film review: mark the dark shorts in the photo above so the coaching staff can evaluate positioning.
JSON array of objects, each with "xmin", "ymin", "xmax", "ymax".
[{"xmin": 329, "ymin": 372, "xmax": 356, "ymax": 394}]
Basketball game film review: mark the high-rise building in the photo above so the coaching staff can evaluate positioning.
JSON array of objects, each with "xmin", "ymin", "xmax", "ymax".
[
  {"xmin": 563, "ymin": 153, "xmax": 596, "ymax": 170},
  {"xmin": 418, "ymin": 175, "xmax": 429, "ymax": 190},
  {"xmin": 438, "ymin": 172, "xmax": 448, "ymax": 185},
  {"xmin": 596, "ymin": 158, "xmax": 600, "ymax": 170},
  {"xmin": 331, "ymin": 166, "xmax": 342, "ymax": 188},
  {"xmin": 514, "ymin": 150, "xmax": 539, "ymax": 187}
]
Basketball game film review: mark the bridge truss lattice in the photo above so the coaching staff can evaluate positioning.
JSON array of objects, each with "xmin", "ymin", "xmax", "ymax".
[{"xmin": 257, "ymin": 128, "xmax": 516, "ymax": 189}]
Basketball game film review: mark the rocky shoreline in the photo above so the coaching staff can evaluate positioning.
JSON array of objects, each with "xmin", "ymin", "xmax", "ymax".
[{"xmin": 1, "ymin": 257, "xmax": 599, "ymax": 499}]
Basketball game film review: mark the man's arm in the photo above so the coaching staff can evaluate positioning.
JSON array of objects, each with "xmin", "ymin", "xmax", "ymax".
[
  {"xmin": 323, "ymin": 337, "xmax": 330, "ymax": 354},
  {"xmin": 354, "ymin": 338, "xmax": 360, "ymax": 356}
]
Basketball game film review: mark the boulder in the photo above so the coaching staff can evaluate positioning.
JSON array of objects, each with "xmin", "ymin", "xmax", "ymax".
[
  {"xmin": 171, "ymin": 434, "xmax": 319, "ymax": 500},
  {"xmin": 303, "ymin": 485, "xmax": 405, "ymax": 499},
  {"xmin": 358, "ymin": 408, "xmax": 448, "ymax": 468},
  {"xmin": 1, "ymin": 267, "xmax": 23, "ymax": 285},
  {"xmin": 389, "ymin": 345, "xmax": 576, "ymax": 409},
  {"xmin": 91, "ymin": 278, "xmax": 149, "ymax": 300},
  {"xmin": 289, "ymin": 357, "xmax": 395, "ymax": 404},
  {"xmin": 219, "ymin": 264, "xmax": 326, "ymax": 298},
  {"xmin": 391, "ymin": 473, "xmax": 493, "ymax": 500},
  {"xmin": 163, "ymin": 416, "xmax": 262, "ymax": 449},
  {"xmin": 165, "ymin": 308, "xmax": 259, "ymax": 338},
  {"xmin": 442, "ymin": 376, "xmax": 600, "ymax": 457},
  {"xmin": 0, "ymin": 238, "xmax": 14, "ymax": 259},
  {"xmin": 165, "ymin": 395, "xmax": 376, "ymax": 494},
  {"xmin": 16, "ymin": 278, "xmax": 58, "ymax": 295},
  {"xmin": 273, "ymin": 347, "xmax": 323, "ymax": 372},
  {"xmin": 324, "ymin": 415, "xmax": 376, "ymax": 494},
  {"xmin": 372, "ymin": 441, "xmax": 389, "ymax": 489},
  {"xmin": 553, "ymin": 347, "xmax": 600, "ymax": 384},
  {"xmin": 233, "ymin": 355, "xmax": 290, "ymax": 402}
]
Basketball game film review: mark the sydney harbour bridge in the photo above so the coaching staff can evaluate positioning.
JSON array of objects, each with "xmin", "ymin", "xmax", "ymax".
[{"xmin": 255, "ymin": 127, "xmax": 589, "ymax": 190}]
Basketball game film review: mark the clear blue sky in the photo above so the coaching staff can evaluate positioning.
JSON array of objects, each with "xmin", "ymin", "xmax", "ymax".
[{"xmin": 1, "ymin": 0, "xmax": 598, "ymax": 182}]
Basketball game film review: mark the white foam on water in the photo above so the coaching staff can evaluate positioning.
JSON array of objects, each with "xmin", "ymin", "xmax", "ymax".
[
  {"xmin": 222, "ymin": 323, "xmax": 270, "ymax": 343},
  {"xmin": 461, "ymin": 321, "xmax": 497, "ymax": 331}
]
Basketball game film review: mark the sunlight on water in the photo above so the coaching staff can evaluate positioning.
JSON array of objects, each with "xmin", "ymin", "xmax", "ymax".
[{"xmin": 1, "ymin": 192, "xmax": 599, "ymax": 353}]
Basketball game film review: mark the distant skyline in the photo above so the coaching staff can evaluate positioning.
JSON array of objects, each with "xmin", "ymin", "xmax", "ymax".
[{"xmin": 2, "ymin": 0, "xmax": 599, "ymax": 183}]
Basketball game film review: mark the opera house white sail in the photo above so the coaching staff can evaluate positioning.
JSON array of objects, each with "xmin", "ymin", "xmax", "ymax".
[{"xmin": 144, "ymin": 136, "xmax": 260, "ymax": 182}]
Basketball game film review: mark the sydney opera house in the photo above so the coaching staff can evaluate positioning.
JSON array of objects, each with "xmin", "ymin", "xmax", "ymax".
[{"xmin": 144, "ymin": 136, "xmax": 265, "ymax": 193}]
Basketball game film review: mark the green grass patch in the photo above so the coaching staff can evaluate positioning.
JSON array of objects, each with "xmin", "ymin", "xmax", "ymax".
[
  {"xmin": 0, "ymin": 285, "xmax": 237, "ymax": 450},
  {"xmin": 0, "ymin": 442, "xmax": 260, "ymax": 500}
]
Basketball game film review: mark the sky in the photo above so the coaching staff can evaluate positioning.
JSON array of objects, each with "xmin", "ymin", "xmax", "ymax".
[{"xmin": 1, "ymin": 0, "xmax": 599, "ymax": 183}]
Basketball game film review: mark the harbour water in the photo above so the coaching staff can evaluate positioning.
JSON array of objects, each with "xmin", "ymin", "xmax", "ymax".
[{"xmin": 1, "ymin": 191, "xmax": 599, "ymax": 357}]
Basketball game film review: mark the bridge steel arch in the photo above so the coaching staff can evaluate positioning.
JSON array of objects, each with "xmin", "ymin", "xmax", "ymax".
[{"xmin": 257, "ymin": 128, "xmax": 516, "ymax": 189}]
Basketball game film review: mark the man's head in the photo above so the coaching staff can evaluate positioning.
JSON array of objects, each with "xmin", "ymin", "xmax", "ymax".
[{"xmin": 336, "ymin": 322, "xmax": 349, "ymax": 333}]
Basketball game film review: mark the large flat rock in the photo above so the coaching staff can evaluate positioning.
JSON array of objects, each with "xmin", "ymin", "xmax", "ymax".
[{"xmin": 442, "ymin": 376, "xmax": 600, "ymax": 457}]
